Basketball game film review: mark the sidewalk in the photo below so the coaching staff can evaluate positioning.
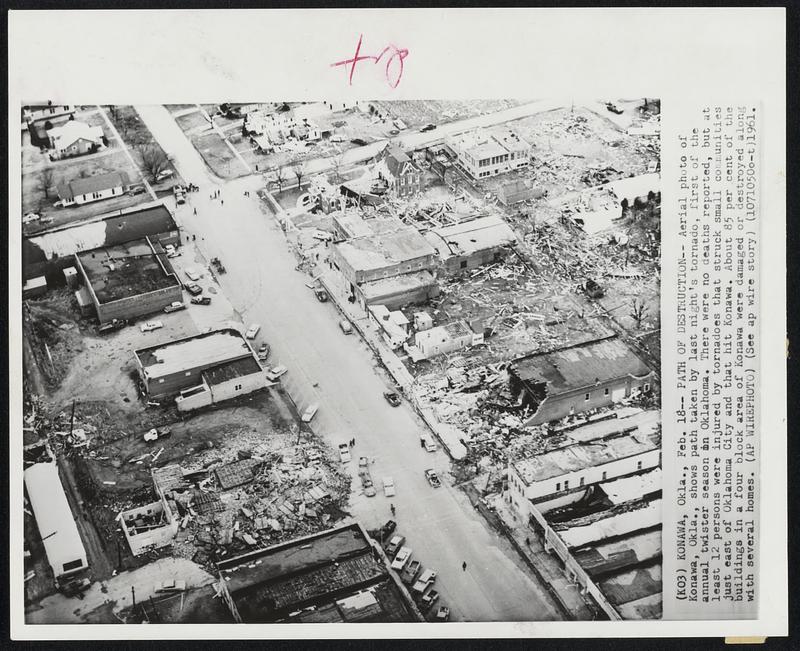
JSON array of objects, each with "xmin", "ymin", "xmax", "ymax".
[{"xmin": 486, "ymin": 493, "xmax": 598, "ymax": 620}]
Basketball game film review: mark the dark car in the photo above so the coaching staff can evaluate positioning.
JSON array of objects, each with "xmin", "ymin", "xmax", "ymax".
[
  {"xmin": 185, "ymin": 283, "xmax": 203, "ymax": 296},
  {"xmin": 605, "ymin": 102, "xmax": 624, "ymax": 115},
  {"xmin": 379, "ymin": 519, "xmax": 397, "ymax": 541},
  {"xmin": 96, "ymin": 318, "xmax": 127, "ymax": 335},
  {"xmin": 190, "ymin": 296, "xmax": 211, "ymax": 305},
  {"xmin": 383, "ymin": 391, "xmax": 401, "ymax": 407},
  {"xmin": 128, "ymin": 185, "xmax": 146, "ymax": 196},
  {"xmin": 315, "ymin": 288, "xmax": 329, "ymax": 302},
  {"xmin": 421, "ymin": 124, "xmax": 436, "ymax": 132},
  {"xmin": 350, "ymin": 138, "xmax": 368, "ymax": 146}
]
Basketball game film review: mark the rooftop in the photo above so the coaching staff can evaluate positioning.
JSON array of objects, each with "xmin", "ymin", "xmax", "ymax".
[
  {"xmin": 602, "ymin": 173, "xmax": 660, "ymax": 204},
  {"xmin": 26, "ymin": 202, "xmax": 177, "ymax": 262},
  {"xmin": 558, "ymin": 498, "xmax": 661, "ymax": 549},
  {"xmin": 336, "ymin": 226, "xmax": 435, "ymax": 273},
  {"xmin": 512, "ymin": 429, "xmax": 660, "ymax": 484},
  {"xmin": 204, "ymin": 356, "xmax": 263, "ymax": 386},
  {"xmin": 511, "ymin": 336, "xmax": 652, "ymax": 394},
  {"xmin": 135, "ymin": 329, "xmax": 253, "ymax": 380},
  {"xmin": 77, "ymin": 237, "xmax": 179, "ymax": 304},
  {"xmin": 360, "ymin": 270, "xmax": 437, "ymax": 302},
  {"xmin": 57, "ymin": 170, "xmax": 130, "ymax": 201},
  {"xmin": 216, "ymin": 523, "xmax": 415, "ymax": 622},
  {"xmin": 49, "ymin": 120, "xmax": 104, "ymax": 148},
  {"xmin": 425, "ymin": 214, "xmax": 517, "ymax": 259}
]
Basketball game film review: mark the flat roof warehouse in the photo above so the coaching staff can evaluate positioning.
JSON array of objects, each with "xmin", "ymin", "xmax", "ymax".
[{"xmin": 135, "ymin": 329, "xmax": 253, "ymax": 381}]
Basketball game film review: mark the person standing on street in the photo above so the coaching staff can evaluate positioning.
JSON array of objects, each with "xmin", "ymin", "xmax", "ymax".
[{"xmin": 462, "ymin": 561, "xmax": 467, "ymax": 571}]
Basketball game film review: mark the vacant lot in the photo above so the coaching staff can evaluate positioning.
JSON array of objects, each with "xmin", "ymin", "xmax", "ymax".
[
  {"xmin": 191, "ymin": 131, "xmax": 249, "ymax": 178},
  {"xmin": 373, "ymin": 99, "xmax": 526, "ymax": 129}
]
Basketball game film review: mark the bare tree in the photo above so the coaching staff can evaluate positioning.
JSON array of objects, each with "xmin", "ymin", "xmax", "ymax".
[
  {"xmin": 39, "ymin": 167, "xmax": 55, "ymax": 200},
  {"xmin": 331, "ymin": 155, "xmax": 343, "ymax": 184},
  {"xmin": 274, "ymin": 166, "xmax": 286, "ymax": 194},
  {"xmin": 291, "ymin": 159, "xmax": 306, "ymax": 189},
  {"xmin": 137, "ymin": 144, "xmax": 169, "ymax": 181},
  {"xmin": 630, "ymin": 299, "xmax": 649, "ymax": 329}
]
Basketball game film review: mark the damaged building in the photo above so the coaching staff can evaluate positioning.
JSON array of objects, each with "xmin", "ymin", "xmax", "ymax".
[
  {"xmin": 216, "ymin": 522, "xmax": 421, "ymax": 623},
  {"xmin": 506, "ymin": 412, "xmax": 662, "ymax": 620},
  {"xmin": 424, "ymin": 214, "xmax": 518, "ymax": 274},
  {"xmin": 119, "ymin": 466, "xmax": 181, "ymax": 556},
  {"xmin": 74, "ymin": 236, "xmax": 183, "ymax": 324},
  {"xmin": 330, "ymin": 214, "xmax": 439, "ymax": 310},
  {"xmin": 134, "ymin": 328, "xmax": 268, "ymax": 402},
  {"xmin": 508, "ymin": 336, "xmax": 653, "ymax": 426}
]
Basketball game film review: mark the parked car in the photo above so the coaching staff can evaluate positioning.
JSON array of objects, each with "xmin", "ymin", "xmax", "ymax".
[
  {"xmin": 383, "ymin": 391, "xmax": 401, "ymax": 407},
  {"xmin": 140, "ymin": 321, "xmax": 164, "ymax": 332},
  {"xmin": 388, "ymin": 128, "xmax": 399, "ymax": 136},
  {"xmin": 378, "ymin": 520, "xmax": 397, "ymax": 541},
  {"xmin": 419, "ymin": 587, "xmax": 440, "ymax": 609},
  {"xmin": 401, "ymin": 559, "xmax": 421, "ymax": 585},
  {"xmin": 175, "ymin": 192, "xmax": 186, "ymax": 205},
  {"xmin": 315, "ymin": 288, "xmax": 329, "ymax": 302},
  {"xmin": 166, "ymin": 249, "xmax": 180, "ymax": 258},
  {"xmin": 128, "ymin": 185, "xmax": 147, "ymax": 196},
  {"xmin": 185, "ymin": 283, "xmax": 203, "ymax": 296},
  {"xmin": 412, "ymin": 568, "xmax": 437, "ymax": 594},
  {"xmin": 390, "ymin": 546, "xmax": 412, "ymax": 571},
  {"xmin": 97, "ymin": 318, "xmax": 127, "ymax": 334},
  {"xmin": 245, "ymin": 324, "xmax": 261, "ymax": 339},
  {"xmin": 163, "ymin": 301, "xmax": 186, "ymax": 313},
  {"xmin": 435, "ymin": 605, "xmax": 450, "ymax": 621},
  {"xmin": 266, "ymin": 365, "xmax": 287, "ymax": 381},
  {"xmin": 301, "ymin": 403, "xmax": 319, "ymax": 422},
  {"xmin": 257, "ymin": 342, "xmax": 270, "ymax": 361},
  {"xmin": 190, "ymin": 296, "xmax": 211, "ymax": 305},
  {"xmin": 22, "ymin": 212, "xmax": 41, "ymax": 224},
  {"xmin": 338, "ymin": 442, "xmax": 352, "ymax": 463},
  {"xmin": 421, "ymin": 124, "xmax": 436, "ymax": 132},
  {"xmin": 156, "ymin": 169, "xmax": 175, "ymax": 182},
  {"xmin": 350, "ymin": 137, "xmax": 368, "ymax": 146},
  {"xmin": 424, "ymin": 469, "xmax": 441, "ymax": 488},
  {"xmin": 423, "ymin": 436, "xmax": 438, "ymax": 453},
  {"xmin": 184, "ymin": 268, "xmax": 201, "ymax": 281},
  {"xmin": 382, "ymin": 476, "xmax": 396, "ymax": 497},
  {"xmin": 339, "ymin": 319, "xmax": 353, "ymax": 335},
  {"xmin": 385, "ymin": 535, "xmax": 405, "ymax": 557},
  {"xmin": 605, "ymin": 102, "xmax": 624, "ymax": 114}
]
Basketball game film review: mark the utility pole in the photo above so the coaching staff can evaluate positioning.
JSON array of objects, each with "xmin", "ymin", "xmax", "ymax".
[
  {"xmin": 68, "ymin": 399, "xmax": 76, "ymax": 439},
  {"xmin": 131, "ymin": 585, "xmax": 136, "ymax": 610}
]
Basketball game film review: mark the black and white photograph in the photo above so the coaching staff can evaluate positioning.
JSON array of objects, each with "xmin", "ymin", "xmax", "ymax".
[
  {"xmin": 8, "ymin": 7, "xmax": 786, "ymax": 641},
  {"xmin": 20, "ymin": 98, "xmax": 662, "ymax": 625}
]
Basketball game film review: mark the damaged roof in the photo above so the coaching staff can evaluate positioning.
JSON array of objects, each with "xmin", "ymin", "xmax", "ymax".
[
  {"xmin": 203, "ymin": 357, "xmax": 263, "ymax": 386},
  {"xmin": 425, "ymin": 214, "xmax": 517, "ymax": 259},
  {"xmin": 511, "ymin": 336, "xmax": 652, "ymax": 393},
  {"xmin": 335, "ymin": 225, "xmax": 435, "ymax": 272}
]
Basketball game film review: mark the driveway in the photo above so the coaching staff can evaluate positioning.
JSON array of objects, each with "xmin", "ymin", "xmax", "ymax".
[{"xmin": 134, "ymin": 104, "xmax": 564, "ymax": 622}]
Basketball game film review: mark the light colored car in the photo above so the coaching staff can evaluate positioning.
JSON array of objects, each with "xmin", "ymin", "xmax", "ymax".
[
  {"xmin": 382, "ymin": 477, "xmax": 395, "ymax": 497},
  {"xmin": 156, "ymin": 169, "xmax": 174, "ymax": 182},
  {"xmin": 390, "ymin": 546, "xmax": 412, "ymax": 571},
  {"xmin": 385, "ymin": 535, "xmax": 405, "ymax": 557},
  {"xmin": 339, "ymin": 319, "xmax": 353, "ymax": 335},
  {"xmin": 339, "ymin": 443, "xmax": 351, "ymax": 463},
  {"xmin": 245, "ymin": 324, "xmax": 261, "ymax": 339},
  {"xmin": 301, "ymin": 403, "xmax": 319, "ymax": 423},
  {"xmin": 423, "ymin": 437, "xmax": 438, "ymax": 453},
  {"xmin": 163, "ymin": 301, "xmax": 185, "ymax": 313},
  {"xmin": 140, "ymin": 321, "xmax": 164, "ymax": 332},
  {"xmin": 185, "ymin": 268, "xmax": 201, "ymax": 282},
  {"xmin": 266, "ymin": 365, "xmax": 287, "ymax": 381}
]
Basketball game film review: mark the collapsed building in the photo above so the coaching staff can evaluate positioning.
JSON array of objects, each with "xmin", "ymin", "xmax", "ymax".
[
  {"xmin": 217, "ymin": 522, "xmax": 421, "ymax": 623},
  {"xmin": 330, "ymin": 214, "xmax": 439, "ymax": 310},
  {"xmin": 119, "ymin": 466, "xmax": 180, "ymax": 555},
  {"xmin": 508, "ymin": 336, "xmax": 653, "ymax": 426},
  {"xmin": 506, "ymin": 409, "xmax": 662, "ymax": 620},
  {"xmin": 133, "ymin": 328, "xmax": 268, "ymax": 406}
]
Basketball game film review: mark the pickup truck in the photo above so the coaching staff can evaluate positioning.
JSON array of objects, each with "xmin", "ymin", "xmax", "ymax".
[
  {"xmin": 97, "ymin": 318, "xmax": 127, "ymax": 334},
  {"xmin": 301, "ymin": 403, "xmax": 319, "ymax": 422},
  {"xmin": 419, "ymin": 587, "xmax": 440, "ymax": 609},
  {"xmin": 338, "ymin": 442, "xmax": 351, "ymax": 463},
  {"xmin": 385, "ymin": 534, "xmax": 405, "ymax": 557},
  {"xmin": 412, "ymin": 568, "xmax": 437, "ymax": 594},
  {"xmin": 401, "ymin": 559, "xmax": 421, "ymax": 585}
]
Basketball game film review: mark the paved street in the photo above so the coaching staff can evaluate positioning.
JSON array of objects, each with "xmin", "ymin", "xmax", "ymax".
[{"xmin": 134, "ymin": 104, "xmax": 564, "ymax": 622}]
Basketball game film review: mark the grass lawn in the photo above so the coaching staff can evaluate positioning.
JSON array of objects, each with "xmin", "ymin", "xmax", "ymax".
[
  {"xmin": 191, "ymin": 132, "xmax": 248, "ymax": 179},
  {"xmin": 176, "ymin": 110, "xmax": 211, "ymax": 134},
  {"xmin": 165, "ymin": 104, "xmax": 197, "ymax": 113}
]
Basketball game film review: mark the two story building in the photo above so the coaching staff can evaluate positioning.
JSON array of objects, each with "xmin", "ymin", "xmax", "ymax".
[{"xmin": 375, "ymin": 145, "xmax": 421, "ymax": 198}]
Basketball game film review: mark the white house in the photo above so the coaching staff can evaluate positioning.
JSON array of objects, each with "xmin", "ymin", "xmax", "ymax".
[
  {"xmin": 57, "ymin": 171, "xmax": 130, "ymax": 207},
  {"xmin": 48, "ymin": 120, "xmax": 105, "ymax": 159},
  {"xmin": 411, "ymin": 320, "xmax": 482, "ymax": 359}
]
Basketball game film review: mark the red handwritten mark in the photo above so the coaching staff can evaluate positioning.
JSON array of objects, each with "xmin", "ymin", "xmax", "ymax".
[{"xmin": 331, "ymin": 34, "xmax": 409, "ymax": 89}]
